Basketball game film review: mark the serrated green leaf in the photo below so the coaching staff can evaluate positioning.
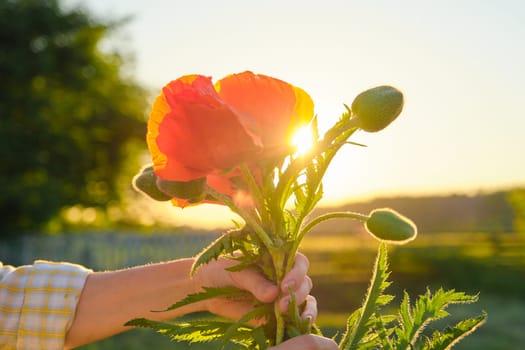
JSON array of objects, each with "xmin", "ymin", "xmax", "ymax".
[
  {"xmin": 377, "ymin": 293, "xmax": 395, "ymax": 306},
  {"xmin": 399, "ymin": 291, "xmax": 412, "ymax": 332},
  {"xmin": 339, "ymin": 243, "xmax": 392, "ymax": 350},
  {"xmin": 125, "ymin": 317, "xmax": 252, "ymax": 345},
  {"xmin": 395, "ymin": 288, "xmax": 482, "ymax": 349},
  {"xmin": 191, "ymin": 229, "xmax": 245, "ymax": 275},
  {"xmin": 339, "ymin": 308, "xmax": 361, "ymax": 344},
  {"xmin": 293, "ymin": 181, "xmax": 307, "ymax": 205},
  {"xmin": 156, "ymin": 286, "xmax": 251, "ymax": 313},
  {"xmin": 125, "ymin": 317, "xmax": 174, "ymax": 329},
  {"xmin": 221, "ymin": 304, "xmax": 272, "ymax": 349},
  {"xmin": 374, "ymin": 314, "xmax": 396, "ymax": 350},
  {"xmin": 422, "ymin": 312, "xmax": 487, "ymax": 350},
  {"xmin": 224, "ymin": 261, "xmax": 258, "ymax": 273},
  {"xmin": 252, "ymin": 326, "xmax": 270, "ymax": 350}
]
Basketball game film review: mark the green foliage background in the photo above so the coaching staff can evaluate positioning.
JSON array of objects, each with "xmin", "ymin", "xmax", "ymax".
[{"xmin": 0, "ymin": 0, "xmax": 148, "ymax": 234}]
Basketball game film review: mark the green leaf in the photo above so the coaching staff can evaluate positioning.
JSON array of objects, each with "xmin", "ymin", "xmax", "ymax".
[
  {"xmin": 221, "ymin": 304, "xmax": 272, "ymax": 349},
  {"xmin": 395, "ymin": 289, "xmax": 481, "ymax": 349},
  {"xmin": 125, "ymin": 317, "xmax": 256, "ymax": 347},
  {"xmin": 239, "ymin": 163, "xmax": 268, "ymax": 220},
  {"xmin": 252, "ymin": 326, "xmax": 270, "ymax": 349},
  {"xmin": 191, "ymin": 229, "xmax": 245, "ymax": 275},
  {"xmin": 156, "ymin": 286, "xmax": 251, "ymax": 313},
  {"xmin": 422, "ymin": 312, "xmax": 487, "ymax": 350},
  {"xmin": 374, "ymin": 315, "xmax": 395, "ymax": 350},
  {"xmin": 224, "ymin": 260, "xmax": 258, "ymax": 273},
  {"xmin": 398, "ymin": 291, "xmax": 413, "ymax": 336},
  {"xmin": 339, "ymin": 243, "xmax": 393, "ymax": 350}
]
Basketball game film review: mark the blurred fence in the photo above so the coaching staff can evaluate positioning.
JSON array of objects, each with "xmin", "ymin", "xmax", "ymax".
[{"xmin": 0, "ymin": 232, "xmax": 217, "ymax": 271}]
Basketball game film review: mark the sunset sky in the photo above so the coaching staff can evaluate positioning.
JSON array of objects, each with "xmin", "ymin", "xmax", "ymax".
[{"xmin": 66, "ymin": 0, "xmax": 525, "ymax": 228}]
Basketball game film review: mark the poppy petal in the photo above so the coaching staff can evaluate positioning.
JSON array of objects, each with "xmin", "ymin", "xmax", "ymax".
[
  {"xmin": 215, "ymin": 71, "xmax": 314, "ymax": 151},
  {"xmin": 147, "ymin": 75, "xmax": 261, "ymax": 182}
]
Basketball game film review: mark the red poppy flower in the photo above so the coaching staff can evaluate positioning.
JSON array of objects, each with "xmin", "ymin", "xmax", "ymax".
[
  {"xmin": 147, "ymin": 71, "xmax": 314, "ymax": 207},
  {"xmin": 147, "ymin": 74, "xmax": 262, "ymax": 182}
]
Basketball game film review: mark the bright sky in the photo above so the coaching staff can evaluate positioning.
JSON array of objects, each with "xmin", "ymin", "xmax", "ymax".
[{"xmin": 66, "ymin": 0, "xmax": 525, "ymax": 228}]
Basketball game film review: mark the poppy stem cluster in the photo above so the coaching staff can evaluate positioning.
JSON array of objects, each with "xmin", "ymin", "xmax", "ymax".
[
  {"xmin": 204, "ymin": 184, "xmax": 274, "ymax": 249},
  {"xmin": 132, "ymin": 72, "xmax": 416, "ymax": 348}
]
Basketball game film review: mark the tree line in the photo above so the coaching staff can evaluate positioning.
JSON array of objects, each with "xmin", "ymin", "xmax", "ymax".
[{"xmin": 315, "ymin": 188, "xmax": 525, "ymax": 234}]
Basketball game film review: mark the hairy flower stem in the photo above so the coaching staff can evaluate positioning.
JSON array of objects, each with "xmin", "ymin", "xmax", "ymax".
[
  {"xmin": 300, "ymin": 212, "xmax": 370, "ymax": 240},
  {"xmin": 239, "ymin": 163, "xmax": 269, "ymax": 222},
  {"xmin": 274, "ymin": 294, "xmax": 285, "ymax": 345},
  {"xmin": 204, "ymin": 185, "xmax": 274, "ymax": 249},
  {"xmin": 270, "ymin": 247, "xmax": 287, "ymax": 345},
  {"xmin": 285, "ymin": 212, "xmax": 370, "ymax": 273}
]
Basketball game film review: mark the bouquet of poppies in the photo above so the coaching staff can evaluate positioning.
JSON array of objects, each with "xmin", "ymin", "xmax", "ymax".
[{"xmin": 129, "ymin": 71, "xmax": 485, "ymax": 349}]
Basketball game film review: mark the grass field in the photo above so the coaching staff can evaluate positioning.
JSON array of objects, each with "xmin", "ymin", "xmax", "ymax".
[
  {"xmin": 303, "ymin": 231, "xmax": 525, "ymax": 350},
  {"xmin": 75, "ymin": 231, "xmax": 525, "ymax": 349},
  {"xmin": 77, "ymin": 295, "xmax": 525, "ymax": 350}
]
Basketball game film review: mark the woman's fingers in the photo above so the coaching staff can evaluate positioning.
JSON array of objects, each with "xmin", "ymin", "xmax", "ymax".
[
  {"xmin": 269, "ymin": 334, "xmax": 339, "ymax": 350},
  {"xmin": 228, "ymin": 266, "xmax": 279, "ymax": 303},
  {"xmin": 279, "ymin": 275, "xmax": 313, "ymax": 312},
  {"xmin": 198, "ymin": 252, "xmax": 315, "ymax": 319},
  {"xmin": 198, "ymin": 257, "xmax": 279, "ymax": 303},
  {"xmin": 301, "ymin": 295, "xmax": 318, "ymax": 323},
  {"xmin": 279, "ymin": 252, "xmax": 313, "ymax": 312},
  {"xmin": 214, "ymin": 252, "xmax": 313, "ymax": 305},
  {"xmin": 281, "ymin": 252, "xmax": 310, "ymax": 294}
]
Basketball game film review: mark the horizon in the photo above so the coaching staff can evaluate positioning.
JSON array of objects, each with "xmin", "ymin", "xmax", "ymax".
[{"xmin": 149, "ymin": 184, "xmax": 523, "ymax": 230}]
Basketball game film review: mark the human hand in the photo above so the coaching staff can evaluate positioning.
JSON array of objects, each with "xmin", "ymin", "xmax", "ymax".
[
  {"xmin": 269, "ymin": 334, "xmax": 339, "ymax": 350},
  {"xmin": 193, "ymin": 252, "xmax": 315, "ymax": 322}
]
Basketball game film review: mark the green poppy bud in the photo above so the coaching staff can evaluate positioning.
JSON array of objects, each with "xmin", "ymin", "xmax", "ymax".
[
  {"xmin": 156, "ymin": 177, "xmax": 207, "ymax": 203},
  {"xmin": 365, "ymin": 208, "xmax": 417, "ymax": 244},
  {"xmin": 132, "ymin": 165, "xmax": 171, "ymax": 201},
  {"xmin": 351, "ymin": 85, "xmax": 404, "ymax": 132}
]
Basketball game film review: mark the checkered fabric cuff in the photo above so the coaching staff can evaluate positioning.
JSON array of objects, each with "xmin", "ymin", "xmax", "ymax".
[{"xmin": 0, "ymin": 261, "xmax": 91, "ymax": 350}]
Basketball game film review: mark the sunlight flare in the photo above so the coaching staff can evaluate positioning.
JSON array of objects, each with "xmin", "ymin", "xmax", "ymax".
[{"xmin": 291, "ymin": 125, "xmax": 314, "ymax": 156}]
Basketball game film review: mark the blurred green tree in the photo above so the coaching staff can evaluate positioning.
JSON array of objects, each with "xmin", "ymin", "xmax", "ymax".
[
  {"xmin": 0, "ymin": 0, "xmax": 148, "ymax": 234},
  {"xmin": 508, "ymin": 188, "xmax": 525, "ymax": 234}
]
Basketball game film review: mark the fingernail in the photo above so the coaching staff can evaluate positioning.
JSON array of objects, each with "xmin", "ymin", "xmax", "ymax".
[
  {"xmin": 282, "ymin": 280, "xmax": 296, "ymax": 291},
  {"xmin": 303, "ymin": 314, "xmax": 313, "ymax": 325},
  {"xmin": 280, "ymin": 296, "xmax": 290, "ymax": 310},
  {"xmin": 260, "ymin": 285, "xmax": 278, "ymax": 302}
]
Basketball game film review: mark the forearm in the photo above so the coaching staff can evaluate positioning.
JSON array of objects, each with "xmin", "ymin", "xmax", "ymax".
[
  {"xmin": 65, "ymin": 258, "xmax": 204, "ymax": 349},
  {"xmin": 64, "ymin": 253, "xmax": 312, "ymax": 349}
]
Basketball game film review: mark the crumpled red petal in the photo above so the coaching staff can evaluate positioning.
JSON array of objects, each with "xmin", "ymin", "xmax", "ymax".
[{"xmin": 147, "ymin": 75, "xmax": 262, "ymax": 182}]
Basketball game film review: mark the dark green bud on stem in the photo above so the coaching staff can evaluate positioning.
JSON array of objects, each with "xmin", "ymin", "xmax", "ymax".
[
  {"xmin": 365, "ymin": 208, "xmax": 417, "ymax": 244},
  {"xmin": 156, "ymin": 177, "xmax": 207, "ymax": 203},
  {"xmin": 351, "ymin": 85, "xmax": 404, "ymax": 132},
  {"xmin": 132, "ymin": 165, "xmax": 171, "ymax": 201}
]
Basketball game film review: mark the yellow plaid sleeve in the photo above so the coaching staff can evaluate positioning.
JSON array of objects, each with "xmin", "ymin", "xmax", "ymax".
[{"xmin": 0, "ymin": 261, "xmax": 91, "ymax": 350}]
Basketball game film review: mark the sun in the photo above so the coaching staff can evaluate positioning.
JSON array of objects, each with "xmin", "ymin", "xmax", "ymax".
[{"xmin": 291, "ymin": 126, "xmax": 314, "ymax": 156}]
